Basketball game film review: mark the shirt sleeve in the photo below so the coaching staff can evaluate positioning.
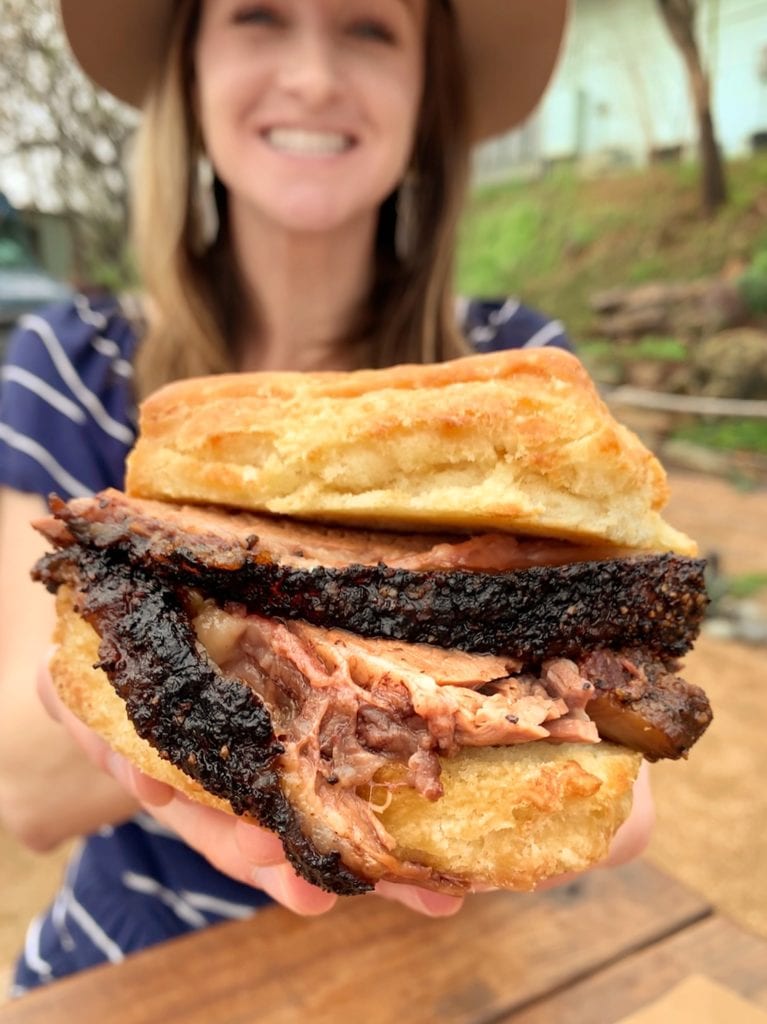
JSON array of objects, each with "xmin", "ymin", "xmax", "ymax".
[
  {"xmin": 0, "ymin": 295, "xmax": 138, "ymax": 502},
  {"xmin": 458, "ymin": 297, "xmax": 573, "ymax": 353}
]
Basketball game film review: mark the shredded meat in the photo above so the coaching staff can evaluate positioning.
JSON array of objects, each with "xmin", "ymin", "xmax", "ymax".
[{"xmin": 192, "ymin": 600, "xmax": 596, "ymax": 801}]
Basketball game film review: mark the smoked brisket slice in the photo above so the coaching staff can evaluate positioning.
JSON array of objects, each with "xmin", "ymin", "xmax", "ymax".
[
  {"xmin": 56, "ymin": 546, "xmax": 373, "ymax": 895},
  {"xmin": 40, "ymin": 490, "xmax": 642, "ymax": 572},
  {"xmin": 37, "ymin": 495, "xmax": 709, "ymax": 662}
]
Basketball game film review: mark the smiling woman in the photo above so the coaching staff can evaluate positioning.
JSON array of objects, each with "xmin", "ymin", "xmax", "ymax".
[
  {"xmin": 0, "ymin": 0, "xmax": 601, "ymax": 999},
  {"xmin": 193, "ymin": 0, "xmax": 426, "ymax": 238},
  {"xmin": 190, "ymin": 0, "xmax": 429, "ymax": 369}
]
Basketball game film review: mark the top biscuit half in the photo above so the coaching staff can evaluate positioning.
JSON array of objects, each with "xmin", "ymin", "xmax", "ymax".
[{"xmin": 125, "ymin": 348, "xmax": 696, "ymax": 555}]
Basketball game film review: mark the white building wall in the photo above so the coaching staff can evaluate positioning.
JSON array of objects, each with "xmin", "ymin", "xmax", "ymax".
[
  {"xmin": 476, "ymin": 0, "xmax": 767, "ymax": 177},
  {"xmin": 713, "ymin": 0, "xmax": 767, "ymax": 154},
  {"xmin": 543, "ymin": 0, "xmax": 693, "ymax": 163}
]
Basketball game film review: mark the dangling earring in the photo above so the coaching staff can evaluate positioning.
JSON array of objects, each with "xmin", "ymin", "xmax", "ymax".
[
  {"xmin": 193, "ymin": 152, "xmax": 220, "ymax": 254},
  {"xmin": 395, "ymin": 171, "xmax": 418, "ymax": 263}
]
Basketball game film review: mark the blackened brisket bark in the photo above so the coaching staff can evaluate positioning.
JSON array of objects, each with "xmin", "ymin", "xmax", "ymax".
[
  {"xmin": 59, "ymin": 547, "xmax": 373, "ymax": 895},
  {"xmin": 184, "ymin": 555, "xmax": 703, "ymax": 660},
  {"xmin": 40, "ymin": 496, "xmax": 709, "ymax": 661}
]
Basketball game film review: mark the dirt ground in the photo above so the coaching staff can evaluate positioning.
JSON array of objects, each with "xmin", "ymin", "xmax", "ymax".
[
  {"xmin": 1, "ymin": 471, "xmax": 765, "ymax": 994},
  {"xmin": 647, "ymin": 472, "xmax": 767, "ymax": 938}
]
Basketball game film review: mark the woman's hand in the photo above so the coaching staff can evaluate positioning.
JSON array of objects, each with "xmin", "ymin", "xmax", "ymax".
[
  {"xmin": 602, "ymin": 759, "xmax": 655, "ymax": 867},
  {"xmin": 111, "ymin": 760, "xmax": 465, "ymax": 917},
  {"xmin": 38, "ymin": 660, "xmax": 653, "ymax": 916}
]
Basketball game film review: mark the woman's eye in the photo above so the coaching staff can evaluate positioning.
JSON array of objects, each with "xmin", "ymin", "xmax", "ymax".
[
  {"xmin": 349, "ymin": 19, "xmax": 396, "ymax": 43},
  {"xmin": 232, "ymin": 4, "xmax": 282, "ymax": 26}
]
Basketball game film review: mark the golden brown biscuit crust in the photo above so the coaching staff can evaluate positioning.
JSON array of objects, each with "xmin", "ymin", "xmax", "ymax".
[
  {"xmin": 126, "ymin": 349, "xmax": 694, "ymax": 554},
  {"xmin": 53, "ymin": 588, "xmax": 641, "ymax": 892}
]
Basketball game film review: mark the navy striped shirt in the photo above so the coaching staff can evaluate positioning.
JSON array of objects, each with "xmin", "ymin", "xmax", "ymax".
[
  {"xmin": 1, "ymin": 292, "xmax": 570, "ymax": 996},
  {"xmin": 0, "ymin": 294, "xmax": 138, "ymax": 498}
]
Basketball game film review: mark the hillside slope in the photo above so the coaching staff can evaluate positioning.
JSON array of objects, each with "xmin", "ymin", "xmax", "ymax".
[{"xmin": 457, "ymin": 156, "xmax": 767, "ymax": 340}]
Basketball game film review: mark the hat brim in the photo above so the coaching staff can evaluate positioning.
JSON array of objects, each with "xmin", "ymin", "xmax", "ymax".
[{"xmin": 59, "ymin": 0, "xmax": 569, "ymax": 141}]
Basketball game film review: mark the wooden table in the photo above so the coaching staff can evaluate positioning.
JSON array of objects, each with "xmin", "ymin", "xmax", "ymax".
[{"xmin": 3, "ymin": 860, "xmax": 766, "ymax": 1023}]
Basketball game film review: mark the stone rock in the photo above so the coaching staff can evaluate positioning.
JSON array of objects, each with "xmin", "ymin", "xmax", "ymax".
[
  {"xmin": 590, "ymin": 287, "xmax": 629, "ymax": 315},
  {"xmin": 597, "ymin": 305, "xmax": 669, "ymax": 339},
  {"xmin": 623, "ymin": 360, "xmax": 692, "ymax": 393},
  {"xmin": 672, "ymin": 279, "xmax": 750, "ymax": 338},
  {"xmin": 689, "ymin": 328, "xmax": 767, "ymax": 399},
  {"xmin": 590, "ymin": 278, "xmax": 749, "ymax": 342}
]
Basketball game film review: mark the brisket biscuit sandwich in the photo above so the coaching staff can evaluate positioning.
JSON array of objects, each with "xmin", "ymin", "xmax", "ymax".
[{"xmin": 33, "ymin": 348, "xmax": 712, "ymax": 896}]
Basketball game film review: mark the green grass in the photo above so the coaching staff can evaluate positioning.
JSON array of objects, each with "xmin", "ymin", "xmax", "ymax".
[
  {"xmin": 456, "ymin": 154, "xmax": 767, "ymax": 338},
  {"xmin": 577, "ymin": 336, "xmax": 689, "ymax": 381},
  {"xmin": 726, "ymin": 572, "xmax": 767, "ymax": 599},
  {"xmin": 707, "ymin": 569, "xmax": 767, "ymax": 605},
  {"xmin": 626, "ymin": 335, "xmax": 688, "ymax": 360},
  {"xmin": 622, "ymin": 337, "xmax": 689, "ymax": 361},
  {"xmin": 671, "ymin": 419, "xmax": 767, "ymax": 454}
]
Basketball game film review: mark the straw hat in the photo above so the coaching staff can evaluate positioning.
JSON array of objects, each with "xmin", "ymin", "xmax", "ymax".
[{"xmin": 58, "ymin": 0, "xmax": 569, "ymax": 141}]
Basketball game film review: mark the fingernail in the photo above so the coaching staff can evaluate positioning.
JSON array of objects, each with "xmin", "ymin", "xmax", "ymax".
[
  {"xmin": 252, "ymin": 864, "xmax": 286, "ymax": 904},
  {"xmin": 415, "ymin": 890, "xmax": 464, "ymax": 917},
  {"xmin": 105, "ymin": 750, "xmax": 132, "ymax": 788}
]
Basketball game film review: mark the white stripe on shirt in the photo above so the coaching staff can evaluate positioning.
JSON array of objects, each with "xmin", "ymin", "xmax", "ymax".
[
  {"xmin": 523, "ymin": 319, "xmax": 566, "ymax": 348},
  {"xmin": 121, "ymin": 872, "xmax": 208, "ymax": 929},
  {"xmin": 51, "ymin": 888, "xmax": 76, "ymax": 954},
  {"xmin": 76, "ymin": 294, "xmax": 136, "ymax": 376},
  {"xmin": 64, "ymin": 894, "xmax": 126, "ymax": 964},
  {"xmin": 73, "ymin": 293, "xmax": 108, "ymax": 330},
  {"xmin": 0, "ymin": 423, "xmax": 92, "ymax": 497},
  {"xmin": 90, "ymin": 337, "xmax": 134, "ymax": 379},
  {"xmin": 180, "ymin": 891, "xmax": 259, "ymax": 921},
  {"xmin": 18, "ymin": 313, "xmax": 134, "ymax": 444},
  {"xmin": 22, "ymin": 914, "xmax": 54, "ymax": 981},
  {"xmin": 489, "ymin": 298, "xmax": 521, "ymax": 325},
  {"xmin": 1, "ymin": 365, "xmax": 87, "ymax": 424},
  {"xmin": 53, "ymin": 844, "xmax": 83, "ymax": 954}
]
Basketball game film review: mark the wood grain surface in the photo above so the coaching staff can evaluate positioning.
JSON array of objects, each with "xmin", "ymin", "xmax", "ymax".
[
  {"xmin": 0, "ymin": 861, "xmax": 715, "ymax": 1024},
  {"xmin": 505, "ymin": 915, "xmax": 767, "ymax": 1023}
]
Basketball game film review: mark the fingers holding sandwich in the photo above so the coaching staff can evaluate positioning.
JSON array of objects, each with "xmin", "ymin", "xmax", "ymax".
[{"xmin": 601, "ymin": 761, "xmax": 655, "ymax": 868}]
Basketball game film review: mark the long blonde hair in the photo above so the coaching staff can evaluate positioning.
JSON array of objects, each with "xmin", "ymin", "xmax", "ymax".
[{"xmin": 131, "ymin": 0, "xmax": 471, "ymax": 399}]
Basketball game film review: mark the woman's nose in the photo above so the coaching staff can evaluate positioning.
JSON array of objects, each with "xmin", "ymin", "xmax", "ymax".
[{"xmin": 278, "ymin": 31, "xmax": 341, "ymax": 107}]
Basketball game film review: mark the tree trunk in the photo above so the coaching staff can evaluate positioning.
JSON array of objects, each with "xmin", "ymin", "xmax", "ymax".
[{"xmin": 656, "ymin": 0, "xmax": 728, "ymax": 215}]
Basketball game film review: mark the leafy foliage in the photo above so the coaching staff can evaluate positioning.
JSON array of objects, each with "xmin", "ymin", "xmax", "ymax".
[{"xmin": 738, "ymin": 249, "xmax": 767, "ymax": 315}]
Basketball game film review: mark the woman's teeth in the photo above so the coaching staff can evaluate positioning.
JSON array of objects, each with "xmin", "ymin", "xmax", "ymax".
[{"xmin": 265, "ymin": 128, "xmax": 351, "ymax": 155}]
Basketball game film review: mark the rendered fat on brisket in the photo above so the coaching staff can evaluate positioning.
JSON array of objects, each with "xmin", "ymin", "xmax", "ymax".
[{"xmin": 33, "ymin": 492, "xmax": 713, "ymax": 894}]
